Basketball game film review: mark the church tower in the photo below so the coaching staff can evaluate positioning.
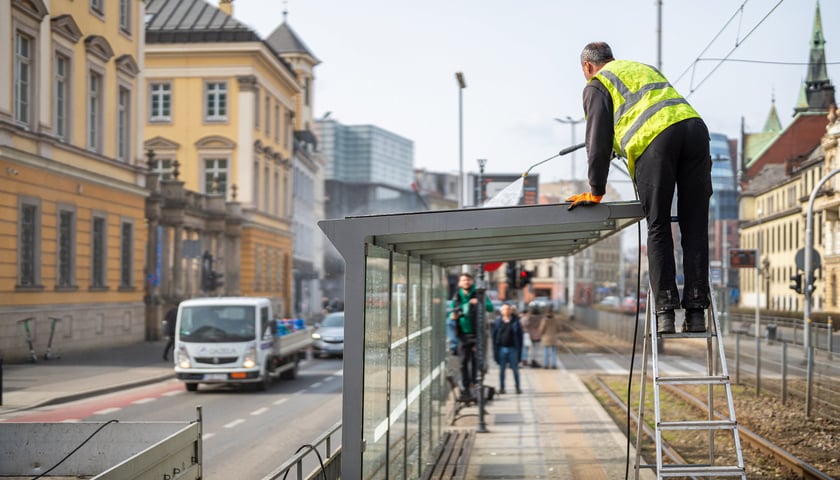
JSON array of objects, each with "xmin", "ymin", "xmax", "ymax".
[{"xmin": 794, "ymin": 0, "xmax": 836, "ymax": 114}]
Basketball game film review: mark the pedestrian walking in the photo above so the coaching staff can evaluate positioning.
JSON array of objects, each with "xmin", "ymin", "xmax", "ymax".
[
  {"xmin": 162, "ymin": 300, "xmax": 180, "ymax": 361},
  {"xmin": 539, "ymin": 307, "xmax": 559, "ymax": 369},
  {"xmin": 570, "ymin": 41, "xmax": 711, "ymax": 334},
  {"xmin": 493, "ymin": 303, "xmax": 523, "ymax": 394}
]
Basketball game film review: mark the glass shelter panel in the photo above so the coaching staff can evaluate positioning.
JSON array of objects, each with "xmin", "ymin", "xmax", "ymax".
[
  {"xmin": 405, "ymin": 256, "xmax": 422, "ymax": 479},
  {"xmin": 362, "ymin": 245, "xmax": 390, "ymax": 480},
  {"xmin": 388, "ymin": 253, "xmax": 408, "ymax": 478}
]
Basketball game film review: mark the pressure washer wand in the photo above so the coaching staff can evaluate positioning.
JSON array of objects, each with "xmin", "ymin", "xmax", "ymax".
[{"xmin": 523, "ymin": 142, "xmax": 586, "ymax": 177}]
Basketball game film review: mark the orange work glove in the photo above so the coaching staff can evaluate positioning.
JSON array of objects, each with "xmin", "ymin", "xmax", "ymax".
[{"xmin": 566, "ymin": 192, "xmax": 603, "ymax": 210}]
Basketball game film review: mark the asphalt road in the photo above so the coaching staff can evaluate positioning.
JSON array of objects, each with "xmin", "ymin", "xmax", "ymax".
[{"xmin": 10, "ymin": 357, "xmax": 344, "ymax": 479}]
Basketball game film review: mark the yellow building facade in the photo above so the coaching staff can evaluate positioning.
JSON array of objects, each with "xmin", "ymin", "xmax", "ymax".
[
  {"xmin": 144, "ymin": 0, "xmax": 301, "ymax": 315},
  {"xmin": 0, "ymin": 0, "xmax": 148, "ymax": 360}
]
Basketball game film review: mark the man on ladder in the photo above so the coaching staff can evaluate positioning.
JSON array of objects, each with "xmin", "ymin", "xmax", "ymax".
[
  {"xmin": 570, "ymin": 42, "xmax": 745, "ymax": 479},
  {"xmin": 568, "ymin": 41, "xmax": 711, "ymax": 335}
]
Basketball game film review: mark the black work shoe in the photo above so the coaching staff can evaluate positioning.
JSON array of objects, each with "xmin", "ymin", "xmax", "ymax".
[
  {"xmin": 684, "ymin": 309, "xmax": 707, "ymax": 332},
  {"xmin": 657, "ymin": 310, "xmax": 676, "ymax": 334},
  {"xmin": 498, "ymin": 388, "xmax": 506, "ymax": 394},
  {"xmin": 516, "ymin": 387, "xmax": 522, "ymax": 394}
]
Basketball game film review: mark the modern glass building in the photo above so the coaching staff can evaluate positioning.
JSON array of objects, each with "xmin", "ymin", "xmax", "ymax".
[{"xmin": 708, "ymin": 132, "xmax": 739, "ymax": 301}]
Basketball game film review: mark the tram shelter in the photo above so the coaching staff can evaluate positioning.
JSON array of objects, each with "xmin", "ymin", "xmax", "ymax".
[{"xmin": 318, "ymin": 200, "xmax": 645, "ymax": 479}]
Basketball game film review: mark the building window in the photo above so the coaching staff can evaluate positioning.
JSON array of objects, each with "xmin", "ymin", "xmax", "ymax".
[
  {"xmin": 19, "ymin": 199, "xmax": 41, "ymax": 287},
  {"xmin": 54, "ymin": 54, "xmax": 70, "ymax": 140},
  {"xmin": 204, "ymin": 158, "xmax": 228, "ymax": 194},
  {"xmin": 205, "ymin": 82, "xmax": 227, "ymax": 121},
  {"xmin": 91, "ymin": 215, "xmax": 107, "ymax": 288},
  {"xmin": 284, "ymin": 112, "xmax": 292, "ymax": 149},
  {"xmin": 14, "ymin": 31, "xmax": 33, "ymax": 126},
  {"xmin": 254, "ymin": 246, "xmax": 262, "ymax": 291},
  {"xmin": 91, "ymin": 0, "xmax": 103, "ymax": 15},
  {"xmin": 150, "ymin": 158, "xmax": 173, "ymax": 179},
  {"xmin": 274, "ymin": 104, "xmax": 280, "ymax": 142},
  {"xmin": 304, "ymin": 77, "xmax": 311, "ymax": 107},
  {"xmin": 117, "ymin": 86, "xmax": 131, "ymax": 162},
  {"xmin": 149, "ymin": 83, "xmax": 171, "ymax": 121},
  {"xmin": 274, "ymin": 171, "xmax": 279, "ymax": 215},
  {"xmin": 57, "ymin": 208, "xmax": 76, "ymax": 287},
  {"xmin": 120, "ymin": 221, "xmax": 133, "ymax": 287},
  {"xmin": 264, "ymin": 165, "xmax": 270, "ymax": 212},
  {"xmin": 119, "ymin": 0, "xmax": 131, "ymax": 33},
  {"xmin": 88, "ymin": 70, "xmax": 103, "ymax": 152},
  {"xmin": 264, "ymin": 95, "xmax": 270, "ymax": 135},
  {"xmin": 254, "ymin": 86, "xmax": 260, "ymax": 129}
]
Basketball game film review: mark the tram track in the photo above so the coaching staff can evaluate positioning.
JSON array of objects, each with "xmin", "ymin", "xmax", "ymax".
[{"xmin": 556, "ymin": 318, "xmax": 836, "ymax": 479}]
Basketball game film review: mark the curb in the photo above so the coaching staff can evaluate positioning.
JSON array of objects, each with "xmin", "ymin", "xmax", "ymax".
[{"xmin": 1, "ymin": 373, "xmax": 175, "ymax": 415}]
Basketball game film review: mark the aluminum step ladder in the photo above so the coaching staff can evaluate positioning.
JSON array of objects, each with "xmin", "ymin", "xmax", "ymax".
[{"xmin": 634, "ymin": 287, "xmax": 746, "ymax": 479}]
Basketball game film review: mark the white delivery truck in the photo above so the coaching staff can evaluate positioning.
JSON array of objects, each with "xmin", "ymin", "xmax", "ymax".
[{"xmin": 174, "ymin": 297, "xmax": 313, "ymax": 392}]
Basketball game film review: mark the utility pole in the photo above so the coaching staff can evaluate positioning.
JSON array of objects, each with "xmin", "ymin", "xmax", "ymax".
[{"xmin": 456, "ymin": 72, "xmax": 466, "ymax": 208}]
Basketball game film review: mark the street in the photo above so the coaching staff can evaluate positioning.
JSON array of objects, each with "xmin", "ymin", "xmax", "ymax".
[{"xmin": 4, "ymin": 358, "xmax": 343, "ymax": 479}]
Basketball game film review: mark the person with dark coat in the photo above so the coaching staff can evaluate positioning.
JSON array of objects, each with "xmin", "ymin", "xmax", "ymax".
[
  {"xmin": 570, "ymin": 41, "xmax": 712, "ymax": 334},
  {"xmin": 162, "ymin": 301, "xmax": 180, "ymax": 361},
  {"xmin": 493, "ymin": 303, "xmax": 523, "ymax": 394},
  {"xmin": 449, "ymin": 273, "xmax": 495, "ymax": 398}
]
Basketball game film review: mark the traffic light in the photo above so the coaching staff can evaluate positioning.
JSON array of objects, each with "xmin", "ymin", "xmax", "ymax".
[
  {"xmin": 520, "ymin": 269, "xmax": 532, "ymax": 287},
  {"xmin": 201, "ymin": 251, "xmax": 213, "ymax": 292},
  {"xmin": 506, "ymin": 262, "xmax": 519, "ymax": 289},
  {"xmin": 210, "ymin": 270, "xmax": 224, "ymax": 291},
  {"xmin": 789, "ymin": 273, "xmax": 802, "ymax": 294}
]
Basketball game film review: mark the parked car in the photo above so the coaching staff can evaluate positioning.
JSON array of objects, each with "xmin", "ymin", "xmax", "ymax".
[
  {"xmin": 621, "ymin": 295, "xmax": 647, "ymax": 314},
  {"xmin": 599, "ymin": 296, "xmax": 621, "ymax": 308},
  {"xmin": 312, "ymin": 311, "xmax": 344, "ymax": 358}
]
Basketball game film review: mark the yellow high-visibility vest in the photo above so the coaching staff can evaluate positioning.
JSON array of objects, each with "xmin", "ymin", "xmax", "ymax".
[{"xmin": 592, "ymin": 60, "xmax": 700, "ymax": 177}]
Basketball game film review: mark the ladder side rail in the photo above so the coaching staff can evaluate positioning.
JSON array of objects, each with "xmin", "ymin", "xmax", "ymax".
[
  {"xmin": 634, "ymin": 300, "xmax": 653, "ymax": 480},
  {"xmin": 648, "ymin": 291, "xmax": 665, "ymax": 478}
]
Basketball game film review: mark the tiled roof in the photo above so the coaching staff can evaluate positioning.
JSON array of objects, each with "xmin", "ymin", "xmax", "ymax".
[
  {"xmin": 146, "ymin": 0, "xmax": 259, "ymax": 43},
  {"xmin": 267, "ymin": 23, "xmax": 319, "ymax": 62}
]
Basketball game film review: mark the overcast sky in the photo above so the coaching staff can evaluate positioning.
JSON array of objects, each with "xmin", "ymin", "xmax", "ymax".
[{"xmin": 234, "ymin": 0, "xmax": 837, "ymax": 202}]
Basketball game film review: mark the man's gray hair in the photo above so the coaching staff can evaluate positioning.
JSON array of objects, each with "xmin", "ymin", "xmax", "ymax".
[{"xmin": 581, "ymin": 42, "xmax": 615, "ymax": 65}]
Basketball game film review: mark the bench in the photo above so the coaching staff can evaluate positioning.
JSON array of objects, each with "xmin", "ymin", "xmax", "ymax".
[
  {"xmin": 446, "ymin": 375, "xmax": 477, "ymax": 426},
  {"xmin": 422, "ymin": 429, "xmax": 475, "ymax": 480}
]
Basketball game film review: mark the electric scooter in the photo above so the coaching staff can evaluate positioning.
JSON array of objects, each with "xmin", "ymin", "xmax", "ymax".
[
  {"xmin": 17, "ymin": 317, "xmax": 37, "ymax": 363},
  {"xmin": 44, "ymin": 317, "xmax": 62, "ymax": 360}
]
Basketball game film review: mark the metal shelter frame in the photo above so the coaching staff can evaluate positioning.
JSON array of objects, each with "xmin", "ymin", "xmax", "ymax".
[{"xmin": 319, "ymin": 200, "xmax": 644, "ymax": 479}]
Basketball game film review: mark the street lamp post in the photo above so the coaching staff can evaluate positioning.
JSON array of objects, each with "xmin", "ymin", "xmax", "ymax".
[
  {"xmin": 477, "ymin": 158, "xmax": 487, "ymax": 206},
  {"xmin": 555, "ymin": 116, "xmax": 584, "ymax": 319},
  {"xmin": 554, "ymin": 116, "xmax": 585, "ymax": 180},
  {"xmin": 456, "ymin": 72, "xmax": 466, "ymax": 208},
  {"xmin": 756, "ymin": 208, "xmax": 763, "ymax": 396}
]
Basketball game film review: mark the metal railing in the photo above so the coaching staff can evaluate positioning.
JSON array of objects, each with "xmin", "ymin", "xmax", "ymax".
[{"xmin": 262, "ymin": 422, "xmax": 342, "ymax": 480}]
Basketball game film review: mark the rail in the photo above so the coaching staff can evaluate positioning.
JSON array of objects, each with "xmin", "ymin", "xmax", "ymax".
[{"xmin": 261, "ymin": 421, "xmax": 342, "ymax": 480}]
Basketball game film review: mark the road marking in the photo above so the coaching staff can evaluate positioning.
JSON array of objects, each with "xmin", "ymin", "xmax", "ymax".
[
  {"xmin": 311, "ymin": 382, "xmax": 323, "ymax": 388},
  {"xmin": 162, "ymin": 390, "xmax": 181, "ymax": 397},
  {"xmin": 251, "ymin": 407, "xmax": 269, "ymax": 416},
  {"xmin": 94, "ymin": 407, "xmax": 121, "ymax": 416},
  {"xmin": 62, "ymin": 419, "xmax": 80, "ymax": 423},
  {"xmin": 333, "ymin": 369, "xmax": 343, "ymax": 376},
  {"xmin": 203, "ymin": 433, "xmax": 216, "ymax": 441},
  {"xmin": 324, "ymin": 376, "xmax": 335, "ymax": 381},
  {"xmin": 224, "ymin": 419, "xmax": 245, "ymax": 429},
  {"xmin": 273, "ymin": 398, "xmax": 288, "ymax": 406},
  {"xmin": 132, "ymin": 398, "xmax": 156, "ymax": 405}
]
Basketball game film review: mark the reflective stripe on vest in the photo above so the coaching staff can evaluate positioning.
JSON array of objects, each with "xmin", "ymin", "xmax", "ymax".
[{"xmin": 593, "ymin": 60, "xmax": 700, "ymax": 176}]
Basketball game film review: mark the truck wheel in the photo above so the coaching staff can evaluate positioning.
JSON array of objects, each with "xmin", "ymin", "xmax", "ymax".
[
  {"xmin": 256, "ymin": 373, "xmax": 271, "ymax": 391},
  {"xmin": 280, "ymin": 359, "xmax": 299, "ymax": 380},
  {"xmin": 185, "ymin": 383, "xmax": 198, "ymax": 392}
]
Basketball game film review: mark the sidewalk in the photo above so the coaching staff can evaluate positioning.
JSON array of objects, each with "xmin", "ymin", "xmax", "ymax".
[
  {"xmin": 0, "ymin": 340, "xmax": 175, "ymax": 415},
  {"xmin": 458, "ymin": 362, "xmax": 655, "ymax": 480}
]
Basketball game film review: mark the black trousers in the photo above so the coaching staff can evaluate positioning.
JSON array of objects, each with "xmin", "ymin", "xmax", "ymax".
[
  {"xmin": 459, "ymin": 337, "xmax": 477, "ymax": 391},
  {"xmin": 634, "ymin": 117, "xmax": 712, "ymax": 312}
]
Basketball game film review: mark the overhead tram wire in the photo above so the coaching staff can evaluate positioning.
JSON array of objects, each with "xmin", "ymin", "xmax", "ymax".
[{"xmin": 672, "ymin": 0, "xmax": 786, "ymax": 97}]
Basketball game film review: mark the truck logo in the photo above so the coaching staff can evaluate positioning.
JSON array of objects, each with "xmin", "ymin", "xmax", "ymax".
[{"xmin": 213, "ymin": 357, "xmax": 220, "ymax": 364}]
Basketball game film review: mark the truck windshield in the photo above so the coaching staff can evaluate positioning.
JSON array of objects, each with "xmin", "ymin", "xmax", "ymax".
[{"xmin": 179, "ymin": 306, "xmax": 256, "ymax": 343}]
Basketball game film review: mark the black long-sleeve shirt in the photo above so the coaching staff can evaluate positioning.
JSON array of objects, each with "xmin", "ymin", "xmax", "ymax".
[{"xmin": 582, "ymin": 78, "xmax": 615, "ymax": 197}]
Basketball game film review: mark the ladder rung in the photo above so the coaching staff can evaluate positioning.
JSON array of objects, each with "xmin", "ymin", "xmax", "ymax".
[
  {"xmin": 659, "ymin": 464, "xmax": 746, "ymax": 477},
  {"xmin": 657, "ymin": 375, "xmax": 730, "ymax": 385},
  {"xmin": 659, "ymin": 331, "xmax": 716, "ymax": 338},
  {"xmin": 659, "ymin": 419, "xmax": 737, "ymax": 430}
]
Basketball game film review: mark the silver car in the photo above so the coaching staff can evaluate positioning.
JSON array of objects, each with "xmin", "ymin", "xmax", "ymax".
[{"xmin": 312, "ymin": 311, "xmax": 344, "ymax": 358}]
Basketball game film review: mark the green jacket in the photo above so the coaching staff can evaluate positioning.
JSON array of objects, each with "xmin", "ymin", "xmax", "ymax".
[{"xmin": 450, "ymin": 286, "xmax": 494, "ymax": 336}]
